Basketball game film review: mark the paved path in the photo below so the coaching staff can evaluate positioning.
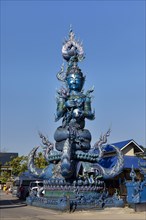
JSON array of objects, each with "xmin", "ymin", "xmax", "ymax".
[{"xmin": 0, "ymin": 190, "xmax": 146, "ymax": 220}]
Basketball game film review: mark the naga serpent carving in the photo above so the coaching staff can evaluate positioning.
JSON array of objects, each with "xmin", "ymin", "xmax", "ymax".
[{"xmin": 28, "ymin": 133, "xmax": 124, "ymax": 180}]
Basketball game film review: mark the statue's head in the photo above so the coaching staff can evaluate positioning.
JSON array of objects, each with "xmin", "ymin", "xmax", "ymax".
[
  {"xmin": 66, "ymin": 65, "xmax": 85, "ymax": 92},
  {"xmin": 57, "ymin": 28, "xmax": 86, "ymax": 89},
  {"xmin": 66, "ymin": 73, "xmax": 83, "ymax": 91}
]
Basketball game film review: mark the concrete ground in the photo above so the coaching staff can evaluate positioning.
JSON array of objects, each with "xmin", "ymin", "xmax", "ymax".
[{"xmin": 0, "ymin": 190, "xmax": 146, "ymax": 220}]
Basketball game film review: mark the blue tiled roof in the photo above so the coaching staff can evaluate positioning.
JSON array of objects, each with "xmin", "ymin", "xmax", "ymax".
[
  {"xmin": 123, "ymin": 155, "xmax": 141, "ymax": 169},
  {"xmin": 104, "ymin": 139, "xmax": 137, "ymax": 153},
  {"xmin": 111, "ymin": 139, "xmax": 133, "ymax": 149},
  {"xmin": 99, "ymin": 156, "xmax": 116, "ymax": 168},
  {"xmin": 99, "ymin": 155, "xmax": 144, "ymax": 169}
]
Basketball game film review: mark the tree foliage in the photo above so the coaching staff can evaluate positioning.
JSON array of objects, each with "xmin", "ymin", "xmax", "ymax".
[
  {"xmin": 34, "ymin": 151, "xmax": 49, "ymax": 168},
  {"xmin": 0, "ymin": 147, "xmax": 49, "ymax": 183},
  {"xmin": 7, "ymin": 156, "xmax": 28, "ymax": 177},
  {"xmin": 0, "ymin": 171, "xmax": 11, "ymax": 184},
  {"xmin": 7, "ymin": 148, "xmax": 48, "ymax": 175}
]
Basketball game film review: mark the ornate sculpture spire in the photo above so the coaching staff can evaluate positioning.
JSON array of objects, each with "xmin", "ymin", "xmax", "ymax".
[
  {"xmin": 57, "ymin": 27, "xmax": 85, "ymax": 83},
  {"xmin": 68, "ymin": 25, "xmax": 75, "ymax": 41},
  {"xmin": 62, "ymin": 27, "xmax": 84, "ymax": 62}
]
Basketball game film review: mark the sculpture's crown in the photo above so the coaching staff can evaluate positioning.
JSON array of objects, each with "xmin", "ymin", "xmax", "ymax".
[{"xmin": 62, "ymin": 27, "xmax": 84, "ymax": 62}]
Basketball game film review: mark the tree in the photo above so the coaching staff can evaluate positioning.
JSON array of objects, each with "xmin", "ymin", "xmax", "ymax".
[
  {"xmin": 34, "ymin": 151, "xmax": 49, "ymax": 168},
  {"xmin": 0, "ymin": 171, "xmax": 11, "ymax": 184},
  {"xmin": 7, "ymin": 149, "xmax": 49, "ymax": 176},
  {"xmin": 7, "ymin": 156, "xmax": 28, "ymax": 177},
  {"xmin": 1, "ymin": 147, "xmax": 49, "ymax": 183}
]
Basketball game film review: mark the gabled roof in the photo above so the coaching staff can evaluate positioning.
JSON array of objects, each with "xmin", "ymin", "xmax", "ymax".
[
  {"xmin": 111, "ymin": 139, "xmax": 133, "ymax": 150},
  {"xmin": 104, "ymin": 139, "xmax": 144, "ymax": 153},
  {"xmin": 112, "ymin": 139, "xmax": 144, "ymax": 152}
]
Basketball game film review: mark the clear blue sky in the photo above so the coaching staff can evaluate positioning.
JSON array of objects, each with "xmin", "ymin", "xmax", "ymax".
[{"xmin": 1, "ymin": 0, "xmax": 145, "ymax": 155}]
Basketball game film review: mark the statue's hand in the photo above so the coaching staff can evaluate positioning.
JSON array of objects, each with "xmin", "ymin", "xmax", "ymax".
[{"xmin": 72, "ymin": 108, "xmax": 83, "ymax": 118}]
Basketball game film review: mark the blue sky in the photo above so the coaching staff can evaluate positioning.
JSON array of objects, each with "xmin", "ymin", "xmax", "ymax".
[{"xmin": 1, "ymin": 0, "xmax": 145, "ymax": 155}]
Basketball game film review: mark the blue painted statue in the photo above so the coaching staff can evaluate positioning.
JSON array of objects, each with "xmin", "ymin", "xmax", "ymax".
[
  {"xmin": 126, "ymin": 152, "xmax": 146, "ymax": 211},
  {"xmin": 27, "ymin": 28, "xmax": 124, "ymax": 211},
  {"xmin": 54, "ymin": 30, "xmax": 95, "ymax": 178},
  {"xmin": 54, "ymin": 58, "xmax": 94, "ymax": 152}
]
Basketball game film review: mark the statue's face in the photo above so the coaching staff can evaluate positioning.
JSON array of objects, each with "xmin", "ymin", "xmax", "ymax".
[{"xmin": 66, "ymin": 73, "xmax": 83, "ymax": 91}]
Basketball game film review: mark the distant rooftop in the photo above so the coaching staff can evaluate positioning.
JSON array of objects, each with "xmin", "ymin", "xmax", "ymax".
[{"xmin": 0, "ymin": 152, "xmax": 18, "ymax": 166}]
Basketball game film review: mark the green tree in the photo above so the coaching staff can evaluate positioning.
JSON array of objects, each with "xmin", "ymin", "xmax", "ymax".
[
  {"xmin": 3, "ymin": 147, "xmax": 48, "ymax": 182},
  {"xmin": 0, "ymin": 171, "xmax": 11, "ymax": 184},
  {"xmin": 8, "ymin": 149, "xmax": 48, "ymax": 175},
  {"xmin": 34, "ymin": 151, "xmax": 49, "ymax": 168},
  {"xmin": 7, "ymin": 156, "xmax": 28, "ymax": 177}
]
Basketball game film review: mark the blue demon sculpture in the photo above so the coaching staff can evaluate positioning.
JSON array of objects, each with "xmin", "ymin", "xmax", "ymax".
[{"xmin": 27, "ymin": 28, "xmax": 124, "ymax": 210}]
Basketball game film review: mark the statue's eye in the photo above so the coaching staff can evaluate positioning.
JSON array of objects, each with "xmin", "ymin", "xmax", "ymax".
[{"xmin": 67, "ymin": 77, "xmax": 72, "ymax": 80}]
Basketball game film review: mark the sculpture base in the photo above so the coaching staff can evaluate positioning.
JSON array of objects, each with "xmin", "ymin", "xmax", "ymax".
[
  {"xmin": 26, "ymin": 190, "xmax": 104, "ymax": 211},
  {"xmin": 26, "ymin": 189, "xmax": 124, "ymax": 212}
]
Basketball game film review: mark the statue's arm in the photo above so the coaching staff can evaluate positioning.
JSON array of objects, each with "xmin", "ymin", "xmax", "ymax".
[
  {"xmin": 55, "ymin": 97, "xmax": 66, "ymax": 121},
  {"xmin": 84, "ymin": 97, "xmax": 95, "ymax": 120}
]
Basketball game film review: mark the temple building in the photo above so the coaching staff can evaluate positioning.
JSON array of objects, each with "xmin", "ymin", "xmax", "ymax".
[{"xmin": 99, "ymin": 139, "xmax": 144, "ymax": 199}]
